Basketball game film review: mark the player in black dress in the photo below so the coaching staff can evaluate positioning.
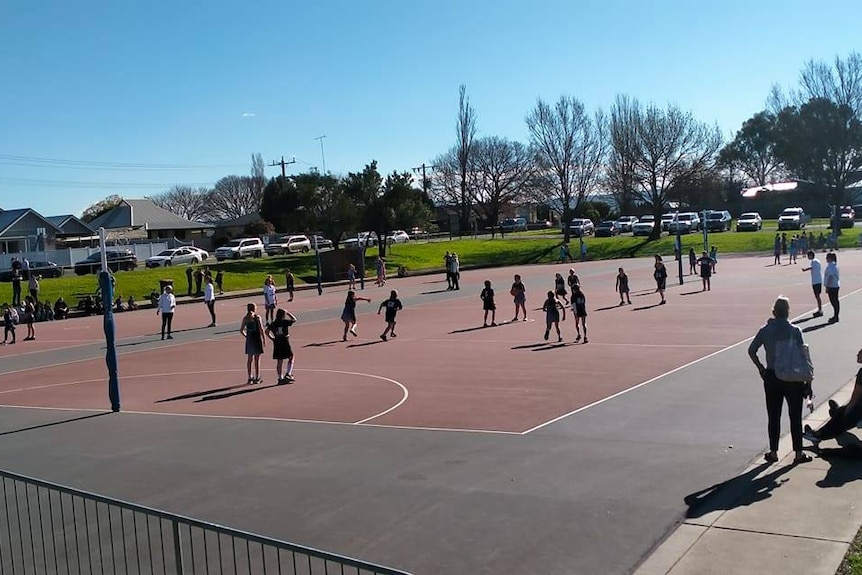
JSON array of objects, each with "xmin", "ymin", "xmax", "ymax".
[
  {"xmin": 341, "ymin": 290, "xmax": 371, "ymax": 341},
  {"xmin": 653, "ymin": 255, "xmax": 668, "ymax": 305},
  {"xmin": 615, "ymin": 267, "xmax": 631, "ymax": 305},
  {"xmin": 378, "ymin": 290, "xmax": 403, "ymax": 341},
  {"xmin": 571, "ymin": 284, "xmax": 588, "ymax": 343},
  {"xmin": 266, "ymin": 308, "xmax": 298, "ymax": 384},
  {"xmin": 480, "ymin": 280, "xmax": 497, "ymax": 327},
  {"xmin": 554, "ymin": 273, "xmax": 569, "ymax": 305},
  {"xmin": 542, "ymin": 291, "xmax": 564, "ymax": 342}
]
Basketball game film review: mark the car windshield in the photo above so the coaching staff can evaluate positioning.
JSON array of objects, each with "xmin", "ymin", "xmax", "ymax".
[
  {"xmin": 599, "ymin": 221, "xmax": 613, "ymax": 226},
  {"xmin": 224, "ymin": 240, "xmax": 242, "ymax": 247},
  {"xmin": 707, "ymin": 213, "xmax": 722, "ymax": 220},
  {"xmin": 679, "ymin": 215, "xmax": 692, "ymax": 221},
  {"xmin": 640, "ymin": 216, "xmax": 654, "ymax": 221},
  {"xmin": 740, "ymin": 213, "xmax": 757, "ymax": 220},
  {"xmin": 156, "ymin": 250, "xmax": 174, "ymax": 256},
  {"xmin": 780, "ymin": 210, "xmax": 799, "ymax": 216}
]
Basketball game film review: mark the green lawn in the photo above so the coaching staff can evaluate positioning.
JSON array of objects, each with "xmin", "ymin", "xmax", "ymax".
[{"xmin": 5, "ymin": 226, "xmax": 860, "ymax": 306}]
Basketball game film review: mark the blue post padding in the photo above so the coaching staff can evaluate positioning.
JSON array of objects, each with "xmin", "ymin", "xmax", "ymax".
[{"xmin": 100, "ymin": 272, "xmax": 121, "ymax": 412}]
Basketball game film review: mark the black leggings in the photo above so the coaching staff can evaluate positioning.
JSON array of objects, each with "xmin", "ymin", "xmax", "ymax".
[
  {"xmin": 160, "ymin": 312, "xmax": 174, "ymax": 337},
  {"xmin": 826, "ymin": 287, "xmax": 840, "ymax": 318},
  {"xmin": 206, "ymin": 301, "xmax": 216, "ymax": 324},
  {"xmin": 3, "ymin": 325, "xmax": 14, "ymax": 342},
  {"xmin": 763, "ymin": 371, "xmax": 806, "ymax": 452},
  {"xmin": 816, "ymin": 404, "xmax": 862, "ymax": 441}
]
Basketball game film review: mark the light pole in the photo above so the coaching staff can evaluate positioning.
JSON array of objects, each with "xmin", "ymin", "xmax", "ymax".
[{"xmin": 314, "ymin": 135, "xmax": 327, "ymax": 175}]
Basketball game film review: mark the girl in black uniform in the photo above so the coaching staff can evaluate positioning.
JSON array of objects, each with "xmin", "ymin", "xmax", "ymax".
[
  {"xmin": 653, "ymin": 255, "xmax": 668, "ymax": 305},
  {"xmin": 572, "ymin": 284, "xmax": 588, "ymax": 343},
  {"xmin": 341, "ymin": 290, "xmax": 371, "ymax": 341},
  {"xmin": 378, "ymin": 290, "xmax": 403, "ymax": 341},
  {"xmin": 542, "ymin": 291, "xmax": 564, "ymax": 342},
  {"xmin": 554, "ymin": 273, "xmax": 568, "ymax": 305},
  {"xmin": 480, "ymin": 280, "xmax": 497, "ymax": 327},
  {"xmin": 615, "ymin": 267, "xmax": 631, "ymax": 305},
  {"xmin": 266, "ymin": 308, "xmax": 298, "ymax": 384}
]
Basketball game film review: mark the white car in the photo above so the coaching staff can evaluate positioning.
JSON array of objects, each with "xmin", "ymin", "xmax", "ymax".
[
  {"xmin": 343, "ymin": 232, "xmax": 378, "ymax": 249},
  {"xmin": 386, "ymin": 230, "xmax": 410, "ymax": 245},
  {"xmin": 186, "ymin": 246, "xmax": 209, "ymax": 260},
  {"xmin": 566, "ymin": 219, "xmax": 595, "ymax": 237},
  {"xmin": 215, "ymin": 238, "xmax": 265, "ymax": 261},
  {"xmin": 777, "ymin": 207, "xmax": 807, "ymax": 231},
  {"xmin": 660, "ymin": 213, "xmax": 677, "ymax": 232},
  {"xmin": 615, "ymin": 215, "xmax": 638, "ymax": 232},
  {"xmin": 266, "ymin": 235, "xmax": 311, "ymax": 255},
  {"xmin": 736, "ymin": 212, "xmax": 763, "ymax": 232},
  {"xmin": 145, "ymin": 247, "xmax": 206, "ymax": 268},
  {"xmin": 668, "ymin": 212, "xmax": 701, "ymax": 234},
  {"xmin": 632, "ymin": 215, "xmax": 657, "ymax": 236}
]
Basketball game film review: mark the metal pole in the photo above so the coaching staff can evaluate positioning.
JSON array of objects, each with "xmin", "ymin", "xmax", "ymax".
[
  {"xmin": 315, "ymin": 135, "xmax": 327, "ymax": 175},
  {"xmin": 702, "ymin": 209, "xmax": 709, "ymax": 252},
  {"xmin": 315, "ymin": 241, "xmax": 322, "ymax": 296},
  {"xmin": 99, "ymin": 228, "xmax": 121, "ymax": 412}
]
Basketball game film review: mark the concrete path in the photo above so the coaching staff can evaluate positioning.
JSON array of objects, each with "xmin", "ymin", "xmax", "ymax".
[{"xmin": 636, "ymin": 377, "xmax": 862, "ymax": 575}]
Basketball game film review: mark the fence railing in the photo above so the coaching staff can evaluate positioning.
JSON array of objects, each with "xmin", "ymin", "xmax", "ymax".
[{"xmin": 0, "ymin": 468, "xmax": 411, "ymax": 575}]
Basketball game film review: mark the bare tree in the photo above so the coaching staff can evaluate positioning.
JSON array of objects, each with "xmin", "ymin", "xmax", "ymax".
[
  {"xmin": 250, "ymin": 153, "xmax": 267, "ymax": 201},
  {"xmin": 456, "ymin": 84, "xmax": 477, "ymax": 231},
  {"xmin": 469, "ymin": 137, "xmax": 534, "ymax": 227},
  {"xmin": 611, "ymin": 97, "xmax": 723, "ymax": 240},
  {"xmin": 207, "ymin": 175, "xmax": 258, "ymax": 220},
  {"xmin": 608, "ymin": 95, "xmax": 641, "ymax": 215},
  {"xmin": 147, "ymin": 185, "xmax": 212, "ymax": 221},
  {"xmin": 799, "ymin": 52, "xmax": 862, "ymax": 117},
  {"xmin": 526, "ymin": 96, "xmax": 607, "ymax": 242}
]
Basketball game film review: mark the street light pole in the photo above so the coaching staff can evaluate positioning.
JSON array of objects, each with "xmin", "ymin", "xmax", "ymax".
[{"xmin": 314, "ymin": 135, "xmax": 327, "ymax": 175}]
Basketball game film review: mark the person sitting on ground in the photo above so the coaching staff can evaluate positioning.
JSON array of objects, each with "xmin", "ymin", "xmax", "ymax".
[
  {"xmin": 54, "ymin": 297, "xmax": 69, "ymax": 320},
  {"xmin": 127, "ymin": 295, "xmax": 138, "ymax": 310},
  {"xmin": 804, "ymin": 347, "xmax": 862, "ymax": 447},
  {"xmin": 397, "ymin": 265, "xmax": 408, "ymax": 278},
  {"xmin": 114, "ymin": 296, "xmax": 125, "ymax": 312}
]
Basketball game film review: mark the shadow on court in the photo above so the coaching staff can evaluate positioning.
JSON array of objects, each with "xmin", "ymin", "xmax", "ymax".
[
  {"xmin": 632, "ymin": 303, "xmax": 663, "ymax": 311},
  {"xmin": 0, "ymin": 412, "xmax": 111, "ymax": 437},
  {"xmin": 303, "ymin": 340, "xmax": 344, "ymax": 347},
  {"xmin": 347, "ymin": 341, "xmax": 387, "ymax": 348},
  {"xmin": 196, "ymin": 384, "xmax": 280, "ymax": 402},
  {"xmin": 157, "ymin": 384, "xmax": 248, "ymax": 403}
]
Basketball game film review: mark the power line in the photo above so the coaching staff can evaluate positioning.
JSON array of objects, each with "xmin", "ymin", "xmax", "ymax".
[
  {"xmin": 0, "ymin": 153, "xmax": 247, "ymax": 171},
  {"xmin": 0, "ymin": 177, "xmax": 214, "ymax": 189}
]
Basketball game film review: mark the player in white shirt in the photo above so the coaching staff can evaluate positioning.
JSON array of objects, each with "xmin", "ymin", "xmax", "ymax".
[{"xmin": 801, "ymin": 251, "xmax": 823, "ymax": 318}]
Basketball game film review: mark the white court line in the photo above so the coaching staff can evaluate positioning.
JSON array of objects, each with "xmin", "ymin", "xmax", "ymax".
[
  {"xmin": 421, "ymin": 339, "xmax": 725, "ymax": 348},
  {"xmin": 520, "ymin": 286, "xmax": 862, "ymax": 435},
  {"xmin": 0, "ymin": 367, "xmax": 410, "ymax": 428}
]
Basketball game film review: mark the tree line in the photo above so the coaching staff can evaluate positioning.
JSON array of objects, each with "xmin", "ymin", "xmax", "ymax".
[{"xmin": 431, "ymin": 52, "xmax": 862, "ymax": 241}]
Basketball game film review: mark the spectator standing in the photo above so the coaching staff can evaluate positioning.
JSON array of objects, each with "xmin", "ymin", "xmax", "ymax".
[
  {"xmin": 801, "ymin": 251, "xmax": 823, "ymax": 318},
  {"xmin": 156, "ymin": 285, "xmax": 176, "ymax": 340},
  {"xmin": 748, "ymin": 296, "xmax": 811, "ymax": 465},
  {"xmin": 2, "ymin": 303, "xmax": 16, "ymax": 344},
  {"xmin": 697, "ymin": 251, "xmax": 713, "ymax": 291},
  {"xmin": 284, "ymin": 268, "xmax": 295, "ymax": 302},
  {"xmin": 789, "ymin": 235, "xmax": 798, "ymax": 264},
  {"xmin": 194, "ymin": 267, "xmax": 204, "ymax": 296},
  {"xmin": 22, "ymin": 296, "xmax": 35, "ymax": 340},
  {"xmin": 215, "ymin": 268, "xmax": 224, "ymax": 295},
  {"xmin": 185, "ymin": 266, "xmax": 193, "ymax": 296},
  {"xmin": 21, "ymin": 257, "xmax": 30, "ymax": 280},
  {"xmin": 773, "ymin": 234, "xmax": 781, "ymax": 265},
  {"xmin": 824, "ymin": 252, "xmax": 840, "ymax": 323},
  {"xmin": 781, "ymin": 232, "xmax": 788, "ymax": 255},
  {"xmin": 28, "ymin": 273, "xmax": 40, "ymax": 303},
  {"xmin": 204, "ymin": 275, "xmax": 216, "ymax": 327},
  {"xmin": 10, "ymin": 268, "xmax": 21, "ymax": 307},
  {"xmin": 444, "ymin": 252, "xmax": 453, "ymax": 289},
  {"xmin": 709, "ymin": 245, "xmax": 718, "ymax": 273},
  {"xmin": 688, "ymin": 248, "xmax": 697, "ymax": 275},
  {"xmin": 347, "ymin": 263, "xmax": 357, "ymax": 290}
]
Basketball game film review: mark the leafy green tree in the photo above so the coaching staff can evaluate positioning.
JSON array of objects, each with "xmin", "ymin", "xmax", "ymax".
[
  {"xmin": 243, "ymin": 218, "xmax": 275, "ymax": 236},
  {"xmin": 292, "ymin": 172, "xmax": 354, "ymax": 247},
  {"xmin": 719, "ymin": 111, "xmax": 783, "ymax": 186},
  {"xmin": 773, "ymin": 98, "xmax": 862, "ymax": 233},
  {"xmin": 260, "ymin": 176, "xmax": 305, "ymax": 232}
]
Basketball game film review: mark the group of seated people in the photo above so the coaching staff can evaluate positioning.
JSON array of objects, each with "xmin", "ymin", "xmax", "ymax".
[{"xmin": 113, "ymin": 295, "xmax": 139, "ymax": 312}]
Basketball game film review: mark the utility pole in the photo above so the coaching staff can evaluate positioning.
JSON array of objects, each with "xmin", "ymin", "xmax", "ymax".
[
  {"xmin": 314, "ymin": 135, "xmax": 327, "ymax": 175},
  {"xmin": 412, "ymin": 163, "xmax": 436, "ymax": 195},
  {"xmin": 269, "ymin": 156, "xmax": 296, "ymax": 179}
]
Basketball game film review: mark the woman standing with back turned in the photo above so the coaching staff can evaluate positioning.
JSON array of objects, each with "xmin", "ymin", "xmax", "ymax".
[{"xmin": 748, "ymin": 296, "xmax": 811, "ymax": 465}]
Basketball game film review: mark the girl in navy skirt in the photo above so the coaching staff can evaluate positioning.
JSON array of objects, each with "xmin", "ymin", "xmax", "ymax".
[
  {"xmin": 554, "ymin": 273, "xmax": 568, "ymax": 305},
  {"xmin": 341, "ymin": 290, "xmax": 371, "ymax": 341},
  {"xmin": 241, "ymin": 302, "xmax": 266, "ymax": 384},
  {"xmin": 542, "ymin": 291, "xmax": 564, "ymax": 342},
  {"xmin": 480, "ymin": 280, "xmax": 497, "ymax": 327},
  {"xmin": 266, "ymin": 308, "xmax": 298, "ymax": 384}
]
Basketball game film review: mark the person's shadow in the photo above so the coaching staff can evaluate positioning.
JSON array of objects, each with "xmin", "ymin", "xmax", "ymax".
[
  {"xmin": 685, "ymin": 462, "xmax": 793, "ymax": 519},
  {"xmin": 815, "ymin": 434, "xmax": 862, "ymax": 489}
]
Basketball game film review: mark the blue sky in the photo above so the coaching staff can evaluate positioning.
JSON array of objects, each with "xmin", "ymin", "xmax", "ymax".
[{"xmin": 1, "ymin": 0, "xmax": 860, "ymax": 218}]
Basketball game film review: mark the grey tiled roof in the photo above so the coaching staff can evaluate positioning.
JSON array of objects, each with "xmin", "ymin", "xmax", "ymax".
[{"xmin": 89, "ymin": 199, "xmax": 214, "ymax": 231}]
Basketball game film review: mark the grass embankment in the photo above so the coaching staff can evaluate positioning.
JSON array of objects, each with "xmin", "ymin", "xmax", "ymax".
[{"xmin": 4, "ymin": 226, "xmax": 859, "ymax": 306}]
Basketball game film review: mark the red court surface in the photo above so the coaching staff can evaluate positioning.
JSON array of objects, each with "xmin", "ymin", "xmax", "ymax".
[{"xmin": 2, "ymin": 252, "xmax": 858, "ymax": 433}]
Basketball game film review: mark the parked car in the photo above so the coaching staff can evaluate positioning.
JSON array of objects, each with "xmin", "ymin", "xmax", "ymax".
[
  {"xmin": 632, "ymin": 215, "xmax": 657, "ymax": 236},
  {"xmin": 0, "ymin": 261, "xmax": 63, "ymax": 281},
  {"xmin": 310, "ymin": 235, "xmax": 333, "ymax": 250},
  {"xmin": 668, "ymin": 212, "xmax": 701, "ymax": 234},
  {"xmin": 74, "ymin": 250, "xmax": 138, "ymax": 275},
  {"xmin": 186, "ymin": 246, "xmax": 209, "ymax": 261},
  {"xmin": 410, "ymin": 227, "xmax": 429, "ymax": 239},
  {"xmin": 595, "ymin": 220, "xmax": 620, "ymax": 237},
  {"xmin": 704, "ymin": 210, "xmax": 732, "ymax": 232},
  {"xmin": 145, "ymin": 247, "xmax": 207, "ymax": 268},
  {"xmin": 830, "ymin": 206, "xmax": 856, "ymax": 229},
  {"xmin": 566, "ymin": 218, "xmax": 595, "ymax": 237},
  {"xmin": 660, "ymin": 213, "xmax": 678, "ymax": 232},
  {"xmin": 265, "ymin": 235, "xmax": 311, "ymax": 256},
  {"xmin": 736, "ymin": 212, "xmax": 763, "ymax": 232},
  {"xmin": 615, "ymin": 215, "xmax": 638, "ymax": 233},
  {"xmin": 777, "ymin": 207, "xmax": 807, "ymax": 230},
  {"xmin": 215, "ymin": 238, "xmax": 265, "ymax": 260},
  {"xmin": 526, "ymin": 220, "xmax": 553, "ymax": 231},
  {"xmin": 500, "ymin": 217, "xmax": 527, "ymax": 232},
  {"xmin": 386, "ymin": 230, "xmax": 411, "ymax": 245},
  {"xmin": 343, "ymin": 232, "xmax": 378, "ymax": 249}
]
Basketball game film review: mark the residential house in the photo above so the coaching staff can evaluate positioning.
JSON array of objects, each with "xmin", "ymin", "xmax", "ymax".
[
  {"xmin": 88, "ymin": 199, "xmax": 215, "ymax": 248},
  {"xmin": 0, "ymin": 208, "xmax": 63, "ymax": 254}
]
